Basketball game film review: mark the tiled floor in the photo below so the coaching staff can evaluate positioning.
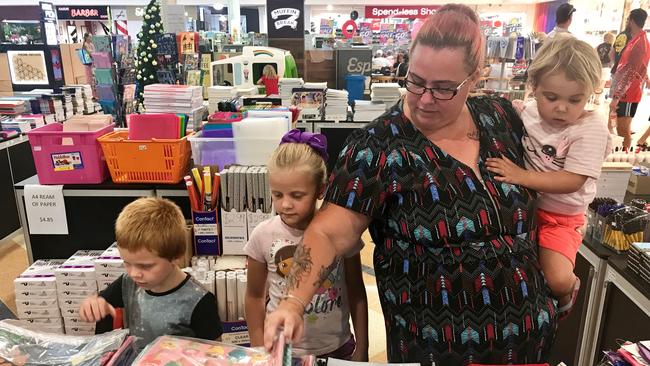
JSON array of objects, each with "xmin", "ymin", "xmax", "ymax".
[{"xmin": 360, "ymin": 231, "xmax": 388, "ymax": 362}]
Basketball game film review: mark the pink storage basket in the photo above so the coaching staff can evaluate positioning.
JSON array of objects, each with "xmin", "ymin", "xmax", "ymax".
[{"xmin": 26, "ymin": 123, "xmax": 114, "ymax": 184}]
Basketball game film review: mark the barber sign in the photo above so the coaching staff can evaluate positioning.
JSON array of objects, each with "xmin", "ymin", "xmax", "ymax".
[{"xmin": 266, "ymin": 0, "xmax": 304, "ymax": 38}]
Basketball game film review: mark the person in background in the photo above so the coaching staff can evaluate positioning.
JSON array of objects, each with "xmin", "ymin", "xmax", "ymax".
[
  {"xmin": 547, "ymin": 3, "xmax": 575, "ymax": 39},
  {"xmin": 487, "ymin": 34, "xmax": 611, "ymax": 322},
  {"xmin": 79, "ymin": 198, "xmax": 223, "ymax": 351},
  {"xmin": 245, "ymin": 130, "xmax": 368, "ymax": 361},
  {"xmin": 598, "ymin": 32, "xmax": 615, "ymax": 68},
  {"xmin": 385, "ymin": 50, "xmax": 395, "ymax": 67},
  {"xmin": 372, "ymin": 50, "xmax": 391, "ymax": 72},
  {"xmin": 257, "ymin": 65, "xmax": 279, "ymax": 96},
  {"xmin": 82, "ymin": 33, "xmax": 97, "ymax": 99},
  {"xmin": 263, "ymin": 4, "xmax": 557, "ymax": 365},
  {"xmin": 610, "ymin": 24, "xmax": 632, "ymax": 76},
  {"xmin": 394, "ymin": 52, "xmax": 409, "ymax": 86},
  {"xmin": 595, "ymin": 32, "xmax": 616, "ymax": 104},
  {"xmin": 610, "ymin": 8, "xmax": 650, "ymax": 151}
]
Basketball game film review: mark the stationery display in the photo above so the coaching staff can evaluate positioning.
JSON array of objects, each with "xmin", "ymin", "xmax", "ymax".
[
  {"xmin": 353, "ymin": 100, "xmax": 386, "ymax": 121},
  {"xmin": 127, "ymin": 113, "xmax": 189, "ymax": 140},
  {"xmin": 291, "ymin": 88, "xmax": 324, "ymax": 121},
  {"xmin": 0, "ymin": 320, "xmax": 129, "ymax": 366},
  {"xmin": 55, "ymin": 250, "xmax": 103, "ymax": 335},
  {"xmin": 143, "ymin": 84, "xmax": 205, "ymax": 129},
  {"xmin": 209, "ymin": 86, "xmax": 238, "ymax": 113},
  {"xmin": 325, "ymin": 89, "xmax": 349, "ymax": 121},
  {"xmin": 95, "ymin": 243, "xmax": 125, "ymax": 291},
  {"xmin": 13, "ymin": 260, "xmax": 65, "ymax": 334},
  {"xmin": 187, "ymin": 166, "xmax": 222, "ymax": 255},
  {"xmin": 602, "ymin": 206, "xmax": 648, "ymax": 252},
  {"xmin": 370, "ymin": 83, "xmax": 401, "ymax": 109},
  {"xmin": 132, "ymin": 334, "xmax": 303, "ymax": 366},
  {"xmin": 220, "ymin": 165, "xmax": 274, "ymax": 254},
  {"xmin": 279, "ymin": 78, "xmax": 304, "ymax": 107},
  {"xmin": 629, "ymin": 242, "xmax": 650, "ymax": 285}
]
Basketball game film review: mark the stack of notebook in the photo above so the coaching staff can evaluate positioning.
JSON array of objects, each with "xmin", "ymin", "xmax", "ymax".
[
  {"xmin": 208, "ymin": 86, "xmax": 237, "ymax": 113},
  {"xmin": 0, "ymin": 100, "xmax": 28, "ymax": 115},
  {"xmin": 325, "ymin": 89, "xmax": 349, "ymax": 121},
  {"xmin": 143, "ymin": 84, "xmax": 204, "ymax": 127},
  {"xmin": 371, "ymin": 83, "xmax": 401, "ymax": 109},
  {"xmin": 279, "ymin": 78, "xmax": 304, "ymax": 106},
  {"xmin": 353, "ymin": 100, "xmax": 386, "ymax": 122}
]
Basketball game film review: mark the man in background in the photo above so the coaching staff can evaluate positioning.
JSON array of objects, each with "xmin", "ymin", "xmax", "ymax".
[
  {"xmin": 547, "ymin": 3, "xmax": 575, "ymax": 39},
  {"xmin": 610, "ymin": 9, "xmax": 650, "ymax": 151}
]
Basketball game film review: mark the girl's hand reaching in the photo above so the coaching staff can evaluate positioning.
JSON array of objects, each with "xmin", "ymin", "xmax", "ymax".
[
  {"xmin": 263, "ymin": 300, "xmax": 305, "ymax": 351},
  {"xmin": 486, "ymin": 156, "xmax": 529, "ymax": 185}
]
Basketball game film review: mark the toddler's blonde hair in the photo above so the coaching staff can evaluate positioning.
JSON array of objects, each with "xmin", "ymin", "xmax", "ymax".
[
  {"xmin": 528, "ymin": 34, "xmax": 602, "ymax": 95},
  {"xmin": 263, "ymin": 65, "xmax": 278, "ymax": 78},
  {"xmin": 115, "ymin": 197, "xmax": 187, "ymax": 261},
  {"xmin": 268, "ymin": 143, "xmax": 327, "ymax": 189}
]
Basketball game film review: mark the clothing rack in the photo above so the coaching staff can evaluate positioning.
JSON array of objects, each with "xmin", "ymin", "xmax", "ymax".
[{"xmin": 485, "ymin": 34, "xmax": 535, "ymax": 90}]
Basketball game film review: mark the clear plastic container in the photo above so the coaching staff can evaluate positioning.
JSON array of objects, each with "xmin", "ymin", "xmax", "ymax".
[{"xmin": 188, "ymin": 131, "xmax": 237, "ymax": 169}]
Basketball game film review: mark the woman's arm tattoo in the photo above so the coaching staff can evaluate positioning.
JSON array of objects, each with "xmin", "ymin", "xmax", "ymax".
[
  {"xmin": 285, "ymin": 244, "xmax": 340, "ymax": 292},
  {"xmin": 285, "ymin": 244, "xmax": 313, "ymax": 292}
]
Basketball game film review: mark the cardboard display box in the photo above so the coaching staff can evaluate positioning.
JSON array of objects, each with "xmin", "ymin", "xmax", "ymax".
[{"xmin": 628, "ymin": 174, "xmax": 650, "ymax": 195}]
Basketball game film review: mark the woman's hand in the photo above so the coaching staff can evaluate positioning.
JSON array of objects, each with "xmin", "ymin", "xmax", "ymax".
[
  {"xmin": 486, "ymin": 156, "xmax": 529, "ymax": 185},
  {"xmin": 263, "ymin": 300, "xmax": 305, "ymax": 351}
]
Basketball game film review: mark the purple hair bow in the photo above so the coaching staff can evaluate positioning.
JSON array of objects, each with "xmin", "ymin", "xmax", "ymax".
[{"xmin": 280, "ymin": 129, "xmax": 329, "ymax": 162}]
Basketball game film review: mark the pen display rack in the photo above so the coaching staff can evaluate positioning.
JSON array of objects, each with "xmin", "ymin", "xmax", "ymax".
[{"xmin": 192, "ymin": 210, "xmax": 221, "ymax": 256}]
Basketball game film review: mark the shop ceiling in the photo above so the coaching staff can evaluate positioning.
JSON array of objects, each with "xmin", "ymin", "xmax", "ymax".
[{"xmin": 2, "ymin": 0, "xmax": 548, "ymax": 6}]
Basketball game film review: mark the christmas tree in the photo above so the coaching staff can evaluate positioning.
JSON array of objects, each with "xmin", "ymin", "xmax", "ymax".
[{"xmin": 134, "ymin": 0, "xmax": 164, "ymax": 105}]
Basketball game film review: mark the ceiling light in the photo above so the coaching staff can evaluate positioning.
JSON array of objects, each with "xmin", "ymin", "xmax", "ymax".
[
  {"xmin": 213, "ymin": 3, "xmax": 224, "ymax": 11},
  {"xmin": 326, "ymin": 5, "xmax": 333, "ymax": 11}
]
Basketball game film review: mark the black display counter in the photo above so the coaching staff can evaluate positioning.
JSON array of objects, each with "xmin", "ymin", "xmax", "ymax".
[{"xmin": 1, "ymin": 135, "xmax": 36, "ymax": 240}]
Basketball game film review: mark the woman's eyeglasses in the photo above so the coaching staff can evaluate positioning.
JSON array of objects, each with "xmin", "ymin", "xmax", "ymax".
[{"xmin": 404, "ymin": 74, "xmax": 472, "ymax": 100}]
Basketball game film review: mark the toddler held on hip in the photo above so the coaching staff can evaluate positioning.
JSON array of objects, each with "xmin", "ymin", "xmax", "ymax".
[
  {"xmin": 486, "ymin": 34, "xmax": 612, "ymax": 320},
  {"xmin": 244, "ymin": 129, "xmax": 369, "ymax": 360}
]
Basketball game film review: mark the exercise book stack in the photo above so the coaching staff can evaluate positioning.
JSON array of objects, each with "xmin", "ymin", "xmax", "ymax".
[
  {"xmin": 95, "ymin": 243, "xmax": 125, "ymax": 291},
  {"xmin": 63, "ymin": 85, "xmax": 95, "ymax": 114},
  {"xmin": 371, "ymin": 83, "xmax": 401, "ymax": 108},
  {"xmin": 325, "ymin": 89, "xmax": 349, "ymax": 121},
  {"xmin": 55, "ymin": 250, "xmax": 103, "ymax": 336},
  {"xmin": 208, "ymin": 86, "xmax": 237, "ymax": 113},
  {"xmin": 13, "ymin": 260, "xmax": 66, "ymax": 334},
  {"xmin": 0, "ymin": 100, "xmax": 28, "ymax": 115},
  {"xmin": 353, "ymin": 100, "xmax": 386, "ymax": 121},
  {"xmin": 143, "ymin": 84, "xmax": 204, "ymax": 128},
  {"xmin": 279, "ymin": 78, "xmax": 304, "ymax": 106}
]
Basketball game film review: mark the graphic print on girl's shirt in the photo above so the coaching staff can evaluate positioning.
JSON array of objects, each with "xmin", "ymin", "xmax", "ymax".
[{"xmin": 243, "ymin": 216, "xmax": 352, "ymax": 355}]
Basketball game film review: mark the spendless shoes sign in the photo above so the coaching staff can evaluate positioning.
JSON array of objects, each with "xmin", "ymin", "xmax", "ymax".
[{"xmin": 365, "ymin": 6, "xmax": 440, "ymax": 19}]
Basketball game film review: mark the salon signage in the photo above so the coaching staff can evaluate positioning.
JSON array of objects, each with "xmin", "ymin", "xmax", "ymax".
[
  {"xmin": 56, "ymin": 6, "xmax": 109, "ymax": 20},
  {"xmin": 364, "ymin": 6, "xmax": 440, "ymax": 19}
]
